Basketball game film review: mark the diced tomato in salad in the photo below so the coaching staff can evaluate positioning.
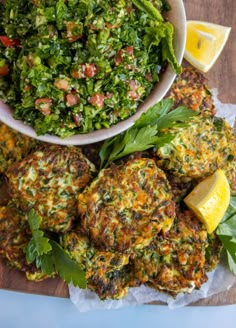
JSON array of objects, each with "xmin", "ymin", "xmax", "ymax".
[
  {"xmin": 35, "ymin": 98, "xmax": 53, "ymax": 116},
  {"xmin": 0, "ymin": 36, "xmax": 20, "ymax": 48},
  {"xmin": 66, "ymin": 93, "xmax": 80, "ymax": 107},
  {"xmin": 0, "ymin": 64, "xmax": 9, "ymax": 76},
  {"xmin": 115, "ymin": 46, "xmax": 134, "ymax": 66},
  {"xmin": 72, "ymin": 64, "xmax": 97, "ymax": 79},
  {"xmin": 88, "ymin": 93, "xmax": 106, "ymax": 109}
]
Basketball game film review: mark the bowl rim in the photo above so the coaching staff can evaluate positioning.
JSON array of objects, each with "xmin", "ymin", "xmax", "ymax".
[{"xmin": 0, "ymin": 0, "xmax": 186, "ymax": 146}]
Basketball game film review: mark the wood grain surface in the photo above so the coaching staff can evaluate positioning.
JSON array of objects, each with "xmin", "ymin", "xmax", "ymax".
[
  {"xmin": 184, "ymin": 0, "xmax": 236, "ymax": 103},
  {"xmin": 0, "ymin": 0, "xmax": 235, "ymax": 305}
]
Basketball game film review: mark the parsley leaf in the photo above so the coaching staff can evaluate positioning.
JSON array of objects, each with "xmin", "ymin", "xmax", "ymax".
[
  {"xmin": 50, "ymin": 241, "xmax": 86, "ymax": 288},
  {"xmin": 24, "ymin": 210, "xmax": 87, "ymax": 288},
  {"xmin": 24, "ymin": 210, "xmax": 52, "ymax": 263},
  {"xmin": 56, "ymin": 0, "xmax": 69, "ymax": 30},
  {"xmin": 216, "ymin": 196, "xmax": 236, "ymax": 276},
  {"xmin": 134, "ymin": 98, "xmax": 173, "ymax": 128},
  {"xmin": 131, "ymin": 1, "xmax": 181, "ymax": 72},
  {"xmin": 99, "ymin": 99, "xmax": 198, "ymax": 168},
  {"xmin": 161, "ymin": 22, "xmax": 181, "ymax": 73},
  {"xmin": 131, "ymin": 0, "xmax": 164, "ymax": 22}
]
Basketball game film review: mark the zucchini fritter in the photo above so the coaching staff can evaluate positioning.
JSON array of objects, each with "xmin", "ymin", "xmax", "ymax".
[
  {"xmin": 132, "ymin": 209, "xmax": 221, "ymax": 296},
  {"xmin": 78, "ymin": 158, "xmax": 175, "ymax": 253},
  {"xmin": 0, "ymin": 203, "xmax": 46, "ymax": 281},
  {"xmin": 7, "ymin": 145, "xmax": 96, "ymax": 233},
  {"xmin": 62, "ymin": 230, "xmax": 130, "ymax": 300},
  {"xmin": 0, "ymin": 122, "xmax": 38, "ymax": 173},
  {"xmin": 167, "ymin": 67, "xmax": 215, "ymax": 115},
  {"xmin": 224, "ymin": 159, "xmax": 236, "ymax": 195},
  {"xmin": 156, "ymin": 115, "xmax": 235, "ymax": 179}
]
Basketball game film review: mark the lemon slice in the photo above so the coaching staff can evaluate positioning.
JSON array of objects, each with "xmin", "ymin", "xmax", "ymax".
[
  {"xmin": 184, "ymin": 21, "xmax": 231, "ymax": 72},
  {"xmin": 184, "ymin": 169, "xmax": 230, "ymax": 233}
]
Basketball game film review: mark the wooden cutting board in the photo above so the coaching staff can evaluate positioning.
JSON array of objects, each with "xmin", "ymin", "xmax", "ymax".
[{"xmin": 0, "ymin": 0, "xmax": 236, "ymax": 305}]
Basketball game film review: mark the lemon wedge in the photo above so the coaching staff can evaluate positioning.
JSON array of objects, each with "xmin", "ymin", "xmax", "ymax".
[
  {"xmin": 184, "ymin": 21, "xmax": 231, "ymax": 72},
  {"xmin": 184, "ymin": 169, "xmax": 230, "ymax": 233}
]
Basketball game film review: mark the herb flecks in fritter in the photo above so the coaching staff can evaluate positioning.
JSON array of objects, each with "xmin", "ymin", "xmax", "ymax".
[
  {"xmin": 221, "ymin": 130, "xmax": 236, "ymax": 195},
  {"xmin": 7, "ymin": 146, "xmax": 96, "ymax": 233},
  {"xmin": 0, "ymin": 122, "xmax": 38, "ymax": 173},
  {"xmin": 166, "ymin": 67, "xmax": 215, "ymax": 115},
  {"xmin": 156, "ymin": 115, "xmax": 235, "ymax": 179},
  {"xmin": 62, "ymin": 230, "xmax": 130, "ymax": 300},
  {"xmin": 0, "ymin": 203, "xmax": 46, "ymax": 281},
  {"xmin": 132, "ymin": 209, "xmax": 221, "ymax": 296},
  {"xmin": 79, "ymin": 158, "xmax": 175, "ymax": 253}
]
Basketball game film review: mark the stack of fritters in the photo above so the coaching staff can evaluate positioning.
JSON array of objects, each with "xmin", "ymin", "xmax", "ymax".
[
  {"xmin": 0, "ymin": 134, "xmax": 96, "ymax": 280},
  {"xmin": 62, "ymin": 158, "xmax": 221, "ymax": 299},
  {"xmin": 0, "ymin": 67, "xmax": 234, "ymax": 301}
]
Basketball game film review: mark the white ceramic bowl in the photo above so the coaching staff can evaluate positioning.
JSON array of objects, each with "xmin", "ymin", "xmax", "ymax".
[{"xmin": 0, "ymin": 0, "xmax": 186, "ymax": 145}]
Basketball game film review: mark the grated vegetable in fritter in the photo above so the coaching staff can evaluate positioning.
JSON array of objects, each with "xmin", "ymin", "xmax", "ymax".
[
  {"xmin": 6, "ymin": 145, "xmax": 96, "ymax": 233},
  {"xmin": 62, "ymin": 230, "xmax": 130, "ymax": 300},
  {"xmin": 166, "ymin": 67, "xmax": 215, "ymax": 115},
  {"xmin": 156, "ymin": 115, "xmax": 235, "ymax": 179},
  {"xmin": 0, "ymin": 122, "xmax": 38, "ymax": 173},
  {"xmin": 78, "ymin": 158, "xmax": 176, "ymax": 253},
  {"xmin": 132, "ymin": 208, "xmax": 221, "ymax": 296}
]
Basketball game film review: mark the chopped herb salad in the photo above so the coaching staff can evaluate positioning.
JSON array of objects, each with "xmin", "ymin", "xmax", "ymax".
[{"xmin": 0, "ymin": 0, "xmax": 180, "ymax": 137}]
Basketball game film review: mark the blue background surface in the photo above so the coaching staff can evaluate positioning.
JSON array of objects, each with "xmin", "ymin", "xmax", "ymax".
[{"xmin": 0, "ymin": 289, "xmax": 235, "ymax": 328}]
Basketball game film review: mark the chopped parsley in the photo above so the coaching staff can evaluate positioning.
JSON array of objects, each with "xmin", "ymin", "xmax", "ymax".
[{"xmin": 0, "ymin": 0, "xmax": 180, "ymax": 137}]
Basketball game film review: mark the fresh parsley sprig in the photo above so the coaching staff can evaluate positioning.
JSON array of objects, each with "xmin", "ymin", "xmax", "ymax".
[
  {"xmin": 217, "ymin": 196, "xmax": 236, "ymax": 275},
  {"xmin": 131, "ymin": 0, "xmax": 181, "ymax": 73},
  {"xmin": 24, "ymin": 210, "xmax": 86, "ymax": 288},
  {"xmin": 99, "ymin": 99, "xmax": 198, "ymax": 168}
]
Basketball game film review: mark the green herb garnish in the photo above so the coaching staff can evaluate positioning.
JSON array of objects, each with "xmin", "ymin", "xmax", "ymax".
[
  {"xmin": 24, "ymin": 209, "xmax": 86, "ymax": 288},
  {"xmin": 99, "ymin": 99, "xmax": 198, "ymax": 168},
  {"xmin": 217, "ymin": 196, "xmax": 236, "ymax": 275}
]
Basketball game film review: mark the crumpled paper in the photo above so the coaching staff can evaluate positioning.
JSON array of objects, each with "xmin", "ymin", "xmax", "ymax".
[
  {"xmin": 69, "ymin": 91, "xmax": 236, "ymax": 312},
  {"xmin": 212, "ymin": 89, "xmax": 236, "ymax": 128}
]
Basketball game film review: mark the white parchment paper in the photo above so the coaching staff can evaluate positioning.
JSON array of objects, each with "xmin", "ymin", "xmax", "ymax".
[{"xmin": 69, "ymin": 91, "xmax": 236, "ymax": 312}]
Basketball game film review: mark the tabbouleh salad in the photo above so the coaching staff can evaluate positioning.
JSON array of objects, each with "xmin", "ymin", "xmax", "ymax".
[{"xmin": 0, "ymin": 0, "xmax": 180, "ymax": 137}]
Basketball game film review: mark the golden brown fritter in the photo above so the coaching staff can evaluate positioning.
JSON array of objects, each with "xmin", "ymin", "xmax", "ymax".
[
  {"xmin": 78, "ymin": 158, "xmax": 175, "ymax": 253},
  {"xmin": 166, "ymin": 67, "xmax": 215, "ymax": 115},
  {"xmin": 0, "ymin": 203, "xmax": 46, "ymax": 281},
  {"xmin": 62, "ymin": 230, "xmax": 130, "ymax": 300},
  {"xmin": 156, "ymin": 115, "xmax": 235, "ymax": 179},
  {"xmin": 7, "ymin": 145, "xmax": 96, "ymax": 233},
  {"xmin": 132, "ymin": 209, "xmax": 221, "ymax": 296},
  {"xmin": 0, "ymin": 122, "xmax": 38, "ymax": 173}
]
